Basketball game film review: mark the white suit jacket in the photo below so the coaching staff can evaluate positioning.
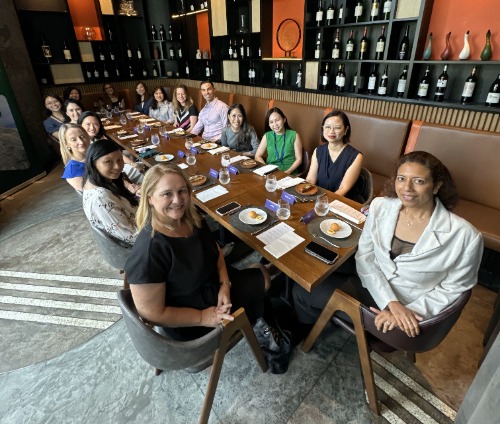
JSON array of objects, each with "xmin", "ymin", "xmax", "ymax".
[{"xmin": 355, "ymin": 197, "xmax": 483, "ymax": 319}]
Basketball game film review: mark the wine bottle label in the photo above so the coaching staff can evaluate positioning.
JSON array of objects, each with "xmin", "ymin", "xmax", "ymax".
[
  {"xmin": 143, "ymin": 70, "xmax": 147, "ymax": 76},
  {"xmin": 418, "ymin": 83, "xmax": 429, "ymax": 96},
  {"xmin": 368, "ymin": 76, "xmax": 376, "ymax": 89},
  {"xmin": 64, "ymin": 49, "xmax": 72, "ymax": 60},
  {"xmin": 376, "ymin": 41, "xmax": 385, "ymax": 52},
  {"xmin": 233, "ymin": 51, "xmax": 238, "ymax": 58},
  {"xmin": 335, "ymin": 75, "xmax": 339, "ymax": 86},
  {"xmin": 339, "ymin": 7, "xmax": 343, "ymax": 18},
  {"xmin": 86, "ymin": 70, "xmax": 92, "ymax": 78},
  {"xmin": 100, "ymin": 53, "xmax": 105, "ymax": 60},
  {"xmin": 229, "ymin": 47, "xmax": 233, "ymax": 55},
  {"xmin": 315, "ymin": 49, "xmax": 320, "ymax": 59},
  {"xmin": 42, "ymin": 46, "xmax": 52, "ymax": 58},
  {"xmin": 332, "ymin": 48, "xmax": 340, "ymax": 59},
  {"xmin": 462, "ymin": 82, "xmax": 476, "ymax": 97},
  {"xmin": 275, "ymin": 71, "xmax": 279, "ymax": 79},
  {"xmin": 110, "ymin": 52, "xmax": 115, "ymax": 60},
  {"xmin": 397, "ymin": 79, "xmax": 406, "ymax": 92},
  {"xmin": 346, "ymin": 43, "xmax": 354, "ymax": 52},
  {"xmin": 378, "ymin": 86, "xmax": 387, "ymax": 95},
  {"xmin": 251, "ymin": 69, "xmax": 255, "ymax": 78},
  {"xmin": 94, "ymin": 70, "xmax": 99, "ymax": 77},
  {"xmin": 360, "ymin": 41, "xmax": 367, "ymax": 52},
  {"xmin": 137, "ymin": 51, "xmax": 142, "ymax": 59},
  {"xmin": 322, "ymin": 75, "xmax": 328, "ymax": 86},
  {"xmin": 178, "ymin": 49, "xmax": 183, "ymax": 58},
  {"xmin": 127, "ymin": 50, "xmax": 132, "ymax": 58},
  {"xmin": 436, "ymin": 80, "xmax": 447, "ymax": 88},
  {"xmin": 153, "ymin": 69, "xmax": 158, "ymax": 76},
  {"xmin": 326, "ymin": 9, "xmax": 334, "ymax": 20},
  {"xmin": 486, "ymin": 93, "xmax": 500, "ymax": 104},
  {"xmin": 116, "ymin": 68, "xmax": 120, "ymax": 76},
  {"xmin": 316, "ymin": 11, "xmax": 324, "ymax": 21},
  {"xmin": 338, "ymin": 76, "xmax": 345, "ymax": 87},
  {"xmin": 355, "ymin": 5, "xmax": 363, "ymax": 16},
  {"xmin": 383, "ymin": 1, "xmax": 392, "ymax": 12},
  {"xmin": 371, "ymin": 5, "xmax": 379, "ymax": 16},
  {"xmin": 353, "ymin": 75, "xmax": 358, "ymax": 86},
  {"xmin": 247, "ymin": 47, "xmax": 250, "ymax": 56},
  {"xmin": 279, "ymin": 72, "xmax": 284, "ymax": 81},
  {"xmin": 248, "ymin": 69, "xmax": 252, "ymax": 78}
]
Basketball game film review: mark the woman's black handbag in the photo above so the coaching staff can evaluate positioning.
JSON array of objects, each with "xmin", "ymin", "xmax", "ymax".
[{"xmin": 253, "ymin": 317, "xmax": 292, "ymax": 374}]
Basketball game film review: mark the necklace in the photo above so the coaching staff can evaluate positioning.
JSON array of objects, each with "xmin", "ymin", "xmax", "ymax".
[{"xmin": 403, "ymin": 209, "xmax": 431, "ymax": 226}]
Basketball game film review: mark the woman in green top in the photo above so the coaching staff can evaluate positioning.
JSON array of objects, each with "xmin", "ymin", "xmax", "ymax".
[{"xmin": 255, "ymin": 107, "xmax": 303, "ymax": 175}]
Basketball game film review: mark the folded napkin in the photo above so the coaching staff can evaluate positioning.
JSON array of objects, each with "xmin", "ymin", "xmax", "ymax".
[
  {"xmin": 230, "ymin": 155, "xmax": 248, "ymax": 164},
  {"xmin": 277, "ymin": 176, "xmax": 305, "ymax": 190},
  {"xmin": 208, "ymin": 146, "xmax": 230, "ymax": 155},
  {"xmin": 138, "ymin": 149, "xmax": 160, "ymax": 159},
  {"xmin": 195, "ymin": 185, "xmax": 228, "ymax": 203},
  {"xmin": 329, "ymin": 199, "xmax": 366, "ymax": 224},
  {"xmin": 143, "ymin": 118, "xmax": 156, "ymax": 123},
  {"xmin": 177, "ymin": 163, "xmax": 189, "ymax": 169},
  {"xmin": 104, "ymin": 124, "xmax": 121, "ymax": 130},
  {"xmin": 128, "ymin": 111, "xmax": 140, "ymax": 116},
  {"xmin": 117, "ymin": 134, "xmax": 138, "ymax": 140},
  {"xmin": 253, "ymin": 164, "xmax": 278, "ymax": 176}
]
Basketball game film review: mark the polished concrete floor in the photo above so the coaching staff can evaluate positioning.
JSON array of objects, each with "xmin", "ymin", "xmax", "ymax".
[{"xmin": 0, "ymin": 165, "xmax": 496, "ymax": 423}]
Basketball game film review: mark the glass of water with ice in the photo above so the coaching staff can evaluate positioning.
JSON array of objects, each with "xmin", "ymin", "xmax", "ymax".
[
  {"xmin": 265, "ymin": 174, "xmax": 277, "ymax": 192},
  {"xmin": 276, "ymin": 199, "xmax": 291, "ymax": 220},
  {"xmin": 314, "ymin": 195, "xmax": 330, "ymax": 216},
  {"xmin": 219, "ymin": 167, "xmax": 230, "ymax": 185}
]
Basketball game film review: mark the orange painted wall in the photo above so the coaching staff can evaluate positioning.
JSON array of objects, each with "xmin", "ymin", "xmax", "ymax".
[
  {"xmin": 67, "ymin": 0, "xmax": 103, "ymax": 40},
  {"xmin": 272, "ymin": 0, "xmax": 305, "ymax": 58},
  {"xmin": 427, "ymin": 0, "xmax": 498, "ymax": 60},
  {"xmin": 197, "ymin": 12, "xmax": 211, "ymax": 57}
]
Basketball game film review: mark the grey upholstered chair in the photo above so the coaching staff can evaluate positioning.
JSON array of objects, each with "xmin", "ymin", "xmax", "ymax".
[
  {"xmin": 301, "ymin": 289, "xmax": 471, "ymax": 415},
  {"xmin": 90, "ymin": 226, "xmax": 132, "ymax": 272},
  {"xmin": 117, "ymin": 289, "xmax": 268, "ymax": 424}
]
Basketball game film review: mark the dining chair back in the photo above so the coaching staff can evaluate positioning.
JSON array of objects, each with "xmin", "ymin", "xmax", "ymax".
[
  {"xmin": 117, "ymin": 289, "xmax": 268, "ymax": 424},
  {"xmin": 297, "ymin": 147, "xmax": 311, "ymax": 178},
  {"xmin": 348, "ymin": 167, "xmax": 373, "ymax": 205},
  {"xmin": 90, "ymin": 226, "xmax": 132, "ymax": 272},
  {"xmin": 301, "ymin": 288, "xmax": 471, "ymax": 415}
]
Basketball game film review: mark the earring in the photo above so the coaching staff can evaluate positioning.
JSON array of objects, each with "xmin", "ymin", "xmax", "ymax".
[{"xmin": 67, "ymin": 147, "xmax": 72, "ymax": 152}]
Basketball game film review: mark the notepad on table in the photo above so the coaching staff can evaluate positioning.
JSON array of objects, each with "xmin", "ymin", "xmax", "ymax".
[{"xmin": 329, "ymin": 200, "xmax": 366, "ymax": 224}]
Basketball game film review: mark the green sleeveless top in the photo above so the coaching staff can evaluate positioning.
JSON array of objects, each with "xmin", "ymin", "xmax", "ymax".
[{"xmin": 265, "ymin": 129, "xmax": 297, "ymax": 172}]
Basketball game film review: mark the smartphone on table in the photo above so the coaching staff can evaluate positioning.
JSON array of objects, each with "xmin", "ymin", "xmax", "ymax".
[
  {"xmin": 216, "ymin": 202, "xmax": 241, "ymax": 216},
  {"xmin": 305, "ymin": 241, "xmax": 339, "ymax": 265}
]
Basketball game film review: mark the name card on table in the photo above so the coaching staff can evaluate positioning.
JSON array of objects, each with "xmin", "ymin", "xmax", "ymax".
[
  {"xmin": 190, "ymin": 147, "xmax": 199, "ymax": 154},
  {"xmin": 300, "ymin": 209, "xmax": 317, "ymax": 224},
  {"xmin": 280, "ymin": 191, "xmax": 295, "ymax": 204},
  {"xmin": 265, "ymin": 199, "xmax": 279, "ymax": 213},
  {"xmin": 177, "ymin": 150, "xmax": 185, "ymax": 158},
  {"xmin": 228, "ymin": 165, "xmax": 239, "ymax": 175},
  {"xmin": 209, "ymin": 168, "xmax": 219, "ymax": 179}
]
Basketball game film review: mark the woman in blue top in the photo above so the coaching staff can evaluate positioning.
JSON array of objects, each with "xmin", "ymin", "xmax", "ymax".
[
  {"xmin": 59, "ymin": 123, "xmax": 91, "ymax": 192},
  {"xmin": 134, "ymin": 81, "xmax": 153, "ymax": 115},
  {"xmin": 255, "ymin": 107, "xmax": 302, "ymax": 175},
  {"xmin": 306, "ymin": 110, "xmax": 363, "ymax": 198}
]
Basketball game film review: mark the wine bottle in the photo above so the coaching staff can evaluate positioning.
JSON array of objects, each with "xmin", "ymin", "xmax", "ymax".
[
  {"xmin": 315, "ymin": 32, "xmax": 321, "ymax": 59},
  {"xmin": 332, "ymin": 29, "xmax": 341, "ymax": 59},
  {"xmin": 367, "ymin": 66, "xmax": 377, "ymax": 94},
  {"xmin": 178, "ymin": 44, "xmax": 183, "ymax": 59},
  {"xmin": 480, "ymin": 29, "xmax": 492, "ymax": 61},
  {"xmin": 434, "ymin": 64, "xmax": 448, "ymax": 102},
  {"xmin": 142, "ymin": 64, "xmax": 148, "ymax": 77},
  {"xmin": 279, "ymin": 63, "xmax": 285, "ymax": 86},
  {"xmin": 335, "ymin": 64, "xmax": 341, "ymax": 91},
  {"xmin": 382, "ymin": 0, "xmax": 391, "ymax": 19},
  {"xmin": 205, "ymin": 61, "xmax": 210, "ymax": 78},
  {"xmin": 337, "ymin": 64, "xmax": 346, "ymax": 92},
  {"xmin": 159, "ymin": 25, "xmax": 165, "ymax": 41},
  {"xmin": 354, "ymin": 1, "xmax": 364, "ymax": 23},
  {"xmin": 128, "ymin": 64, "xmax": 134, "ymax": 78},
  {"xmin": 154, "ymin": 46, "xmax": 160, "ymax": 60},
  {"xmin": 461, "ymin": 66, "xmax": 477, "ymax": 103},
  {"xmin": 94, "ymin": 65, "xmax": 100, "ymax": 79},
  {"xmin": 297, "ymin": 63, "xmax": 302, "ymax": 88},
  {"xmin": 250, "ymin": 62, "xmax": 256, "ymax": 84},
  {"xmin": 370, "ymin": 0, "xmax": 380, "ymax": 21},
  {"xmin": 168, "ymin": 25, "xmax": 173, "ymax": 41},
  {"xmin": 258, "ymin": 46, "xmax": 262, "ymax": 57},
  {"xmin": 190, "ymin": 1, "xmax": 195, "ymax": 11},
  {"xmin": 153, "ymin": 64, "xmax": 159, "ymax": 77},
  {"xmin": 375, "ymin": 26, "xmax": 386, "ymax": 60},
  {"xmin": 417, "ymin": 65, "xmax": 431, "ymax": 100},
  {"xmin": 110, "ymin": 48, "xmax": 115, "ymax": 61},
  {"xmin": 136, "ymin": 46, "xmax": 142, "ymax": 60},
  {"xmin": 103, "ymin": 64, "xmax": 109, "ymax": 78},
  {"xmin": 240, "ymin": 38, "xmax": 245, "ymax": 59},
  {"xmin": 151, "ymin": 25, "xmax": 157, "ymax": 40},
  {"xmin": 186, "ymin": 62, "xmax": 190, "ymax": 77},
  {"xmin": 321, "ymin": 63, "xmax": 329, "ymax": 90},
  {"xmin": 345, "ymin": 30, "xmax": 355, "ymax": 60},
  {"xmin": 248, "ymin": 62, "xmax": 252, "ymax": 83},
  {"xmin": 169, "ymin": 45, "xmax": 175, "ymax": 59},
  {"xmin": 359, "ymin": 26, "xmax": 369, "ymax": 60},
  {"xmin": 86, "ymin": 65, "xmax": 92, "ymax": 80},
  {"xmin": 316, "ymin": 0, "xmax": 324, "ymax": 26},
  {"xmin": 98, "ymin": 45, "xmax": 105, "ymax": 61},
  {"xmin": 398, "ymin": 25, "xmax": 410, "ymax": 60},
  {"xmin": 377, "ymin": 65, "xmax": 388, "ymax": 95},
  {"xmin": 352, "ymin": 71, "xmax": 358, "ymax": 92},
  {"xmin": 115, "ymin": 65, "xmax": 120, "ymax": 78},
  {"xmin": 423, "ymin": 33, "xmax": 432, "ymax": 60},
  {"xmin": 326, "ymin": 0, "xmax": 334, "ymax": 25},
  {"xmin": 126, "ymin": 43, "xmax": 132, "ymax": 59},
  {"xmin": 485, "ymin": 74, "xmax": 500, "ymax": 107},
  {"xmin": 274, "ymin": 62, "xmax": 280, "ymax": 86},
  {"xmin": 338, "ymin": 4, "xmax": 344, "ymax": 24},
  {"xmin": 41, "ymin": 35, "xmax": 52, "ymax": 63},
  {"xmin": 63, "ymin": 41, "xmax": 72, "ymax": 62},
  {"xmin": 228, "ymin": 39, "xmax": 233, "ymax": 58},
  {"xmin": 396, "ymin": 65, "xmax": 408, "ymax": 97}
]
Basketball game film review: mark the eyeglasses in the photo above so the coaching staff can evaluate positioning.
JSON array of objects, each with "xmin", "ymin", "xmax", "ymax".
[
  {"xmin": 45, "ymin": 101, "xmax": 60, "ymax": 107},
  {"xmin": 322, "ymin": 125, "xmax": 343, "ymax": 133}
]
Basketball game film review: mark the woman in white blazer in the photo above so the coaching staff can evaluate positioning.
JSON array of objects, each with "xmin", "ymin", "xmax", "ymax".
[{"xmin": 294, "ymin": 151, "xmax": 483, "ymax": 338}]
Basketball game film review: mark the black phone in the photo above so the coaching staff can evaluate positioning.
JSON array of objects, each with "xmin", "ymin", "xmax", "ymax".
[
  {"xmin": 216, "ymin": 202, "xmax": 241, "ymax": 216},
  {"xmin": 305, "ymin": 241, "xmax": 339, "ymax": 265}
]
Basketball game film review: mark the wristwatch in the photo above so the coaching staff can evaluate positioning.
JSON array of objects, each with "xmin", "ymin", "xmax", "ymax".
[{"xmin": 219, "ymin": 280, "xmax": 232, "ymax": 288}]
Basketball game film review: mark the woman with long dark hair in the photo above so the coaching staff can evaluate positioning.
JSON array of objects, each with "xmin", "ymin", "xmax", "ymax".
[
  {"xmin": 134, "ymin": 81, "xmax": 152, "ymax": 115},
  {"xmin": 62, "ymin": 99, "xmax": 84, "ymax": 123},
  {"xmin": 149, "ymin": 86, "xmax": 174, "ymax": 123},
  {"xmin": 43, "ymin": 94, "xmax": 65, "ymax": 139},
  {"xmin": 220, "ymin": 104, "xmax": 259, "ymax": 157}
]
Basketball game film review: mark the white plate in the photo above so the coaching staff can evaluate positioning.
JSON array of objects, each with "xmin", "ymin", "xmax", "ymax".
[
  {"xmin": 239, "ymin": 208, "xmax": 268, "ymax": 225},
  {"xmin": 155, "ymin": 154, "xmax": 174, "ymax": 162},
  {"xmin": 201, "ymin": 142, "xmax": 218, "ymax": 150},
  {"xmin": 320, "ymin": 219, "xmax": 352, "ymax": 239}
]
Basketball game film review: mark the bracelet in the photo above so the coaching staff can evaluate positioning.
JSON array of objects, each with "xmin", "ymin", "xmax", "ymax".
[{"xmin": 219, "ymin": 280, "xmax": 232, "ymax": 288}]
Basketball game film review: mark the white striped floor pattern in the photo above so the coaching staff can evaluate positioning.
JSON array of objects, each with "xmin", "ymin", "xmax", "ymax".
[{"xmin": 0, "ymin": 270, "xmax": 123, "ymax": 329}]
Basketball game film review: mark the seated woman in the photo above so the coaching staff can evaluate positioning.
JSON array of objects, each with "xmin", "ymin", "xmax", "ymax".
[
  {"xmin": 255, "ymin": 107, "xmax": 302, "ymax": 175},
  {"xmin": 306, "ymin": 110, "xmax": 363, "ymax": 198},
  {"xmin": 134, "ymin": 81, "xmax": 153, "ymax": 115},
  {"xmin": 172, "ymin": 84, "xmax": 198, "ymax": 132},
  {"xmin": 62, "ymin": 86, "xmax": 83, "ymax": 103},
  {"xmin": 59, "ymin": 123, "xmax": 91, "ymax": 191},
  {"xmin": 220, "ymin": 104, "xmax": 259, "ymax": 157},
  {"xmin": 63, "ymin": 99, "xmax": 83, "ymax": 123},
  {"xmin": 82, "ymin": 139, "xmax": 139, "ymax": 245},
  {"xmin": 102, "ymin": 83, "xmax": 125, "ymax": 109},
  {"xmin": 149, "ymin": 86, "xmax": 174, "ymax": 124},
  {"xmin": 43, "ymin": 94, "xmax": 65, "ymax": 139},
  {"xmin": 77, "ymin": 111, "xmax": 105, "ymax": 142},
  {"xmin": 123, "ymin": 165, "xmax": 270, "ymax": 341},
  {"xmin": 293, "ymin": 151, "xmax": 483, "ymax": 337}
]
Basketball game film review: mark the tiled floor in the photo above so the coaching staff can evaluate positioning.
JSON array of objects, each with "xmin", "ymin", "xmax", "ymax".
[{"xmin": 0, "ymin": 166, "xmax": 496, "ymax": 423}]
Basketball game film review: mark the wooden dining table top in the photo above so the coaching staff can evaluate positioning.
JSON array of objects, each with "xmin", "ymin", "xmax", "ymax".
[{"xmin": 105, "ymin": 112, "xmax": 365, "ymax": 292}]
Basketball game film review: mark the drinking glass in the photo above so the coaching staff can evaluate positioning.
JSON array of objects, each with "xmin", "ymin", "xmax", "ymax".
[
  {"xmin": 314, "ymin": 195, "xmax": 330, "ymax": 216},
  {"xmin": 113, "ymin": 106, "xmax": 120, "ymax": 115},
  {"xmin": 185, "ymin": 138, "xmax": 193, "ymax": 150},
  {"xmin": 137, "ymin": 123, "xmax": 145, "ymax": 134},
  {"xmin": 105, "ymin": 109, "xmax": 113, "ymax": 119},
  {"xmin": 151, "ymin": 133, "xmax": 160, "ymax": 147},
  {"xmin": 265, "ymin": 174, "xmax": 277, "ymax": 192},
  {"xmin": 186, "ymin": 152, "xmax": 196, "ymax": 166},
  {"xmin": 276, "ymin": 199, "xmax": 291, "ymax": 220},
  {"xmin": 159, "ymin": 126, "xmax": 167, "ymax": 137},
  {"xmin": 219, "ymin": 167, "xmax": 230, "ymax": 185},
  {"xmin": 221, "ymin": 153, "xmax": 231, "ymax": 167},
  {"xmin": 119, "ymin": 113, "xmax": 127, "ymax": 125}
]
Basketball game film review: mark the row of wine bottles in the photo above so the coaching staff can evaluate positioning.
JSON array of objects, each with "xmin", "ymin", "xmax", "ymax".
[
  {"xmin": 227, "ymin": 39, "xmax": 262, "ymax": 60},
  {"xmin": 314, "ymin": 25, "xmax": 410, "ymax": 61},
  {"xmin": 314, "ymin": 0, "xmax": 392, "ymax": 26}
]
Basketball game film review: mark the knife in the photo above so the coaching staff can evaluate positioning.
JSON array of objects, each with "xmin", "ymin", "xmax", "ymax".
[
  {"xmin": 318, "ymin": 236, "xmax": 340, "ymax": 249},
  {"xmin": 251, "ymin": 221, "xmax": 278, "ymax": 236},
  {"xmin": 331, "ymin": 212, "xmax": 363, "ymax": 231}
]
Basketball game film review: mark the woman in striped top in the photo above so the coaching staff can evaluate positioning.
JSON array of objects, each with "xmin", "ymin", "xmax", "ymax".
[{"xmin": 172, "ymin": 84, "xmax": 198, "ymax": 132}]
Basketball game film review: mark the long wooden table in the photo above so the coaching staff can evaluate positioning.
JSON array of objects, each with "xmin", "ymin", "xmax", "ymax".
[{"xmin": 106, "ymin": 113, "xmax": 364, "ymax": 292}]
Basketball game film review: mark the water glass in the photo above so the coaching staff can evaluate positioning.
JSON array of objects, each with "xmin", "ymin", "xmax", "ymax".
[
  {"xmin": 159, "ymin": 126, "xmax": 167, "ymax": 137},
  {"xmin": 119, "ymin": 113, "xmax": 127, "ymax": 125},
  {"xmin": 276, "ymin": 199, "xmax": 291, "ymax": 220},
  {"xmin": 219, "ymin": 167, "xmax": 230, "ymax": 185},
  {"xmin": 113, "ymin": 106, "xmax": 120, "ymax": 115},
  {"xmin": 221, "ymin": 153, "xmax": 231, "ymax": 167},
  {"xmin": 137, "ymin": 123, "xmax": 145, "ymax": 134},
  {"xmin": 151, "ymin": 133, "xmax": 160, "ymax": 147},
  {"xmin": 105, "ymin": 109, "xmax": 113, "ymax": 119},
  {"xmin": 185, "ymin": 138, "xmax": 193, "ymax": 150},
  {"xmin": 186, "ymin": 152, "xmax": 196, "ymax": 166},
  {"xmin": 265, "ymin": 174, "xmax": 277, "ymax": 192},
  {"xmin": 314, "ymin": 195, "xmax": 330, "ymax": 216}
]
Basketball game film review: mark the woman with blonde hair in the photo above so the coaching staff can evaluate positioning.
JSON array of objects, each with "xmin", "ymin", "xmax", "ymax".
[
  {"xmin": 172, "ymin": 84, "xmax": 198, "ymax": 132},
  {"xmin": 124, "ymin": 164, "xmax": 269, "ymax": 341},
  {"xmin": 59, "ymin": 123, "xmax": 91, "ymax": 191}
]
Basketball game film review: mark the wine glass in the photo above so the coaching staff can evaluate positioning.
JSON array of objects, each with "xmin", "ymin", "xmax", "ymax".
[
  {"xmin": 119, "ymin": 113, "xmax": 127, "ymax": 125},
  {"xmin": 137, "ymin": 123, "xmax": 145, "ymax": 134},
  {"xmin": 276, "ymin": 199, "xmax": 291, "ymax": 220},
  {"xmin": 314, "ymin": 195, "xmax": 330, "ymax": 216},
  {"xmin": 113, "ymin": 106, "xmax": 120, "ymax": 115},
  {"xmin": 186, "ymin": 152, "xmax": 196, "ymax": 166},
  {"xmin": 151, "ymin": 133, "xmax": 160, "ymax": 147},
  {"xmin": 221, "ymin": 153, "xmax": 231, "ymax": 167},
  {"xmin": 185, "ymin": 138, "xmax": 193, "ymax": 150},
  {"xmin": 159, "ymin": 126, "xmax": 167, "ymax": 137},
  {"xmin": 219, "ymin": 167, "xmax": 230, "ymax": 185},
  {"xmin": 265, "ymin": 174, "xmax": 277, "ymax": 192}
]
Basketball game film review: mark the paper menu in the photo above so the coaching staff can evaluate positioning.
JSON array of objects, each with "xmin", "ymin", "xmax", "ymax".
[
  {"xmin": 195, "ymin": 185, "xmax": 228, "ymax": 203},
  {"xmin": 264, "ymin": 232, "xmax": 305, "ymax": 259}
]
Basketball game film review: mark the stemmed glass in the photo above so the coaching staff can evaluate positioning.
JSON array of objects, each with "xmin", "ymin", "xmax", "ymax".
[
  {"xmin": 119, "ymin": 113, "xmax": 127, "ymax": 125},
  {"xmin": 185, "ymin": 137, "xmax": 193, "ymax": 150},
  {"xmin": 276, "ymin": 199, "xmax": 291, "ymax": 220},
  {"xmin": 265, "ymin": 174, "xmax": 277, "ymax": 192},
  {"xmin": 314, "ymin": 195, "xmax": 330, "ymax": 216},
  {"xmin": 221, "ymin": 153, "xmax": 231, "ymax": 167},
  {"xmin": 137, "ymin": 123, "xmax": 145, "ymax": 134}
]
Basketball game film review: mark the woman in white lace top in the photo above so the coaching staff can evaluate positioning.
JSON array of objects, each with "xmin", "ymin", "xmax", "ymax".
[{"xmin": 82, "ymin": 139, "xmax": 139, "ymax": 244}]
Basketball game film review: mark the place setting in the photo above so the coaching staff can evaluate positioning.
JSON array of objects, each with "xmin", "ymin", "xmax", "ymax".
[
  {"xmin": 228, "ymin": 205, "xmax": 278, "ymax": 235},
  {"xmin": 284, "ymin": 182, "xmax": 326, "ymax": 202},
  {"xmin": 189, "ymin": 173, "xmax": 218, "ymax": 192}
]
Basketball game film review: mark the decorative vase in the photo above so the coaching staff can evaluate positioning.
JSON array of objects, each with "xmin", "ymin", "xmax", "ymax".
[
  {"xmin": 423, "ymin": 32, "xmax": 432, "ymax": 60},
  {"xmin": 458, "ymin": 31, "xmax": 470, "ymax": 60},
  {"xmin": 440, "ymin": 32, "xmax": 452, "ymax": 60},
  {"xmin": 480, "ymin": 29, "xmax": 492, "ymax": 61}
]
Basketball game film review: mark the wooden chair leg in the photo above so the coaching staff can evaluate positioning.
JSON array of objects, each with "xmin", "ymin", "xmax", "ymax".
[{"xmin": 234, "ymin": 309, "xmax": 268, "ymax": 372}]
